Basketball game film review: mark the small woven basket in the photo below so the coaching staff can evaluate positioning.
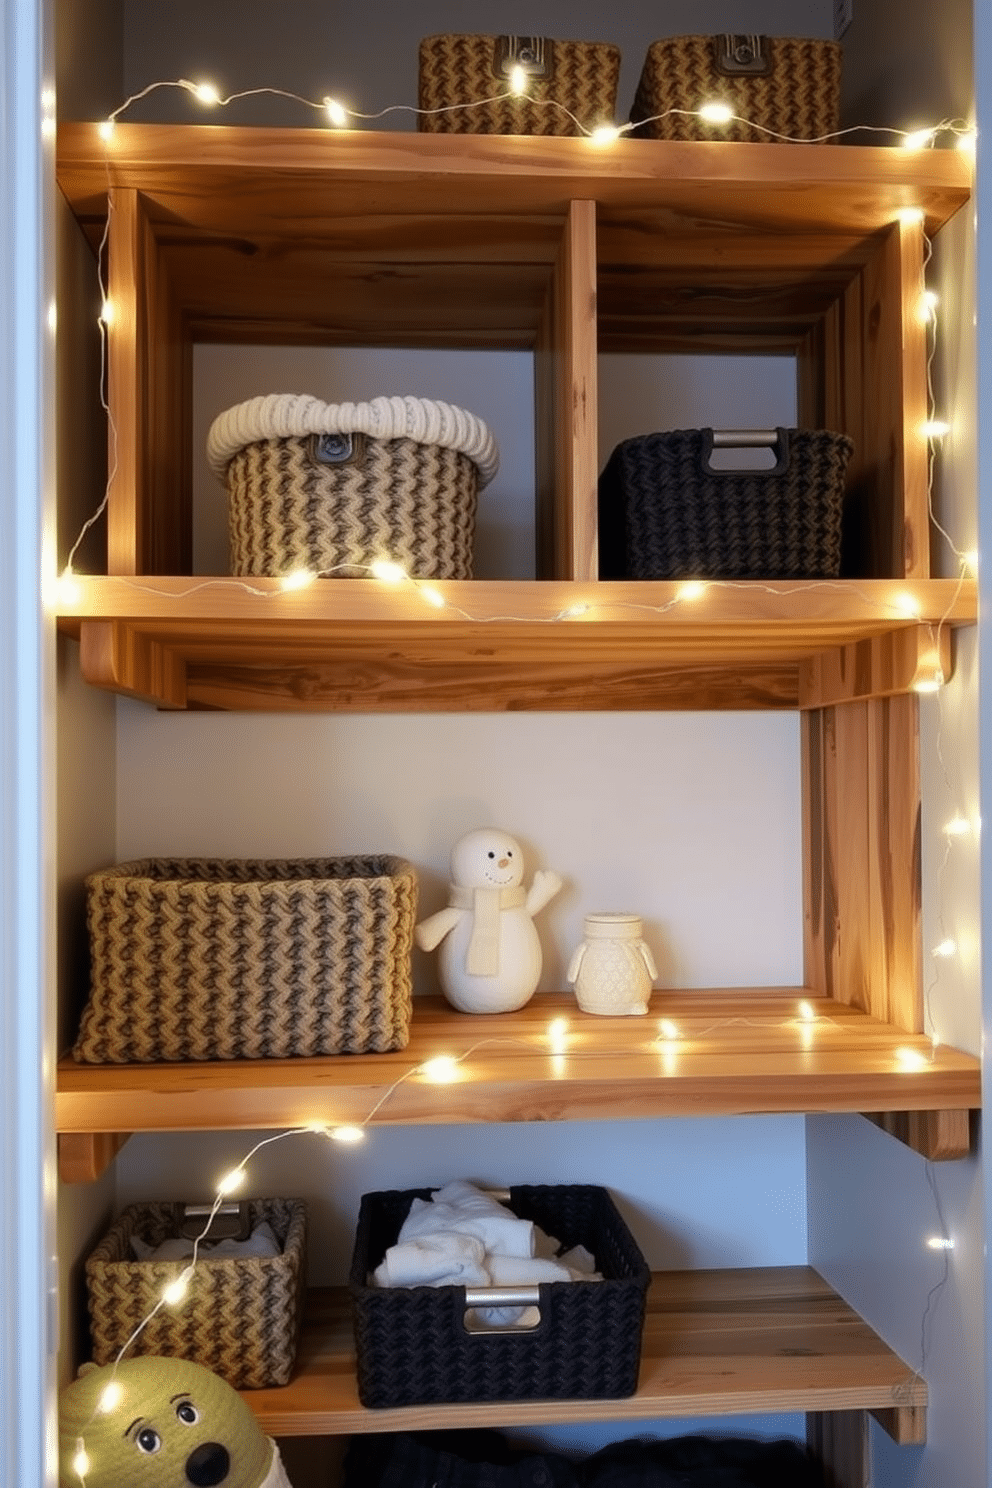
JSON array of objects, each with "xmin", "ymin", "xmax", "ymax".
[
  {"xmin": 418, "ymin": 34, "xmax": 621, "ymax": 136},
  {"xmin": 598, "ymin": 427, "xmax": 853, "ymax": 581},
  {"xmin": 85, "ymin": 1199, "xmax": 307, "ymax": 1388},
  {"xmin": 630, "ymin": 34, "xmax": 842, "ymax": 143},
  {"xmin": 206, "ymin": 394, "xmax": 500, "ymax": 580},
  {"xmin": 350, "ymin": 1184, "xmax": 650, "ymax": 1407},
  {"xmin": 74, "ymin": 855, "xmax": 417, "ymax": 1063}
]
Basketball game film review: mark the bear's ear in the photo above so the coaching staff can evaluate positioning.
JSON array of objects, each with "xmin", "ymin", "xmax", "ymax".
[{"xmin": 76, "ymin": 1362, "xmax": 99, "ymax": 1378}]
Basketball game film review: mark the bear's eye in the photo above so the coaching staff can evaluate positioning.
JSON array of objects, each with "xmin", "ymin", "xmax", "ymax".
[
  {"xmin": 136, "ymin": 1428, "xmax": 162, "ymax": 1455},
  {"xmin": 176, "ymin": 1401, "xmax": 200, "ymax": 1426}
]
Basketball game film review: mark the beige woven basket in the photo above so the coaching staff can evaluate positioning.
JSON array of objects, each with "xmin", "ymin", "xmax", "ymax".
[
  {"xmin": 85, "ymin": 1199, "xmax": 307, "ymax": 1388},
  {"xmin": 207, "ymin": 394, "xmax": 500, "ymax": 581},
  {"xmin": 418, "ymin": 33, "xmax": 621, "ymax": 136},
  {"xmin": 74, "ymin": 855, "xmax": 417, "ymax": 1063},
  {"xmin": 630, "ymin": 34, "xmax": 842, "ymax": 143}
]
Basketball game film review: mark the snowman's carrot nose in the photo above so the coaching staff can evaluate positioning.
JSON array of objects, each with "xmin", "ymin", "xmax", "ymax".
[{"xmin": 498, "ymin": 857, "xmax": 510, "ymax": 868}]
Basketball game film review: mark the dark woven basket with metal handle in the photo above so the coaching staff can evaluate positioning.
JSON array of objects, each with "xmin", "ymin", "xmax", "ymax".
[{"xmin": 597, "ymin": 427, "xmax": 853, "ymax": 581}]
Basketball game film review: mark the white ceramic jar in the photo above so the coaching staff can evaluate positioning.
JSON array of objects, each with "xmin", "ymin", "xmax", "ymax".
[{"xmin": 566, "ymin": 912, "xmax": 657, "ymax": 1016}]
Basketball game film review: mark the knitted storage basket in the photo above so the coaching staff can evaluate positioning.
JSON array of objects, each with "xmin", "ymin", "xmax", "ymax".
[
  {"xmin": 350, "ymin": 1184, "xmax": 650, "ymax": 1407},
  {"xmin": 74, "ymin": 855, "xmax": 417, "ymax": 1063},
  {"xmin": 85, "ymin": 1198, "xmax": 307, "ymax": 1388},
  {"xmin": 598, "ymin": 428, "xmax": 853, "ymax": 581},
  {"xmin": 630, "ymin": 34, "xmax": 842, "ymax": 143},
  {"xmin": 418, "ymin": 34, "xmax": 621, "ymax": 136},
  {"xmin": 206, "ymin": 394, "xmax": 500, "ymax": 580}
]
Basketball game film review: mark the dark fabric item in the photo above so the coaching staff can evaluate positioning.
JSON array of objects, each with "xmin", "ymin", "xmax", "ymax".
[
  {"xmin": 580, "ymin": 1434, "xmax": 824, "ymax": 1487},
  {"xmin": 341, "ymin": 1430, "xmax": 582, "ymax": 1488},
  {"xmin": 341, "ymin": 1430, "xmax": 823, "ymax": 1488}
]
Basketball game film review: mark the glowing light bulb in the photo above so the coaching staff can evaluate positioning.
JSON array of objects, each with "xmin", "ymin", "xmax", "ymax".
[
  {"xmin": 97, "ymin": 1381, "xmax": 124, "ymax": 1414},
  {"xmin": 931, "ymin": 938, "xmax": 957, "ymax": 958},
  {"xmin": 163, "ymin": 1265, "xmax": 195, "ymax": 1306},
  {"xmin": 330, "ymin": 1125, "xmax": 365, "ymax": 1143},
  {"xmin": 421, "ymin": 1055, "xmax": 459, "ymax": 1083},
  {"xmin": 698, "ymin": 101, "xmax": 734, "ymax": 124},
  {"xmin": 47, "ymin": 299, "xmax": 58, "ymax": 333},
  {"xmin": 798, "ymin": 1000, "xmax": 817, "ymax": 1023},
  {"xmin": 97, "ymin": 118, "xmax": 115, "ymax": 141},
  {"xmin": 921, "ymin": 418, "xmax": 951, "ymax": 439},
  {"xmin": 657, "ymin": 1019, "xmax": 680, "ymax": 1041},
  {"xmin": 216, "ymin": 1166, "xmax": 245, "ymax": 1195},
  {"xmin": 944, "ymin": 816, "xmax": 971, "ymax": 837},
  {"xmin": 278, "ymin": 568, "xmax": 316, "ymax": 591},
  {"xmin": 324, "ymin": 97, "xmax": 348, "ymax": 127},
  {"xmin": 99, "ymin": 299, "xmax": 114, "ymax": 326},
  {"xmin": 677, "ymin": 580, "xmax": 708, "ymax": 602},
  {"xmin": 896, "ymin": 206, "xmax": 925, "ymax": 225},
  {"xmin": 72, "ymin": 1442, "xmax": 90, "ymax": 1479},
  {"xmin": 420, "ymin": 585, "xmax": 446, "ymax": 608},
  {"xmin": 562, "ymin": 601, "xmax": 590, "ymax": 618},
  {"xmin": 914, "ymin": 670, "xmax": 945, "ymax": 694},
  {"xmin": 957, "ymin": 129, "xmax": 977, "ymax": 155},
  {"xmin": 590, "ymin": 124, "xmax": 621, "ymax": 144},
  {"xmin": 509, "ymin": 64, "xmax": 527, "ymax": 95},
  {"xmin": 893, "ymin": 592, "xmax": 921, "ymax": 618},
  {"xmin": 963, "ymin": 549, "xmax": 979, "ymax": 572},
  {"xmin": 895, "ymin": 1046, "xmax": 929, "ymax": 1071},
  {"xmin": 193, "ymin": 82, "xmax": 220, "ymax": 107},
  {"xmin": 50, "ymin": 569, "xmax": 82, "ymax": 607},
  {"xmin": 901, "ymin": 127, "xmax": 936, "ymax": 151},
  {"xmin": 927, "ymin": 1236, "xmax": 955, "ymax": 1250},
  {"xmin": 370, "ymin": 558, "xmax": 408, "ymax": 584},
  {"xmin": 917, "ymin": 290, "xmax": 939, "ymax": 324}
]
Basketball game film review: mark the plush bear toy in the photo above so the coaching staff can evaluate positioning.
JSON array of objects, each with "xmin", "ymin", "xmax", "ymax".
[{"xmin": 58, "ymin": 1355, "xmax": 293, "ymax": 1488}]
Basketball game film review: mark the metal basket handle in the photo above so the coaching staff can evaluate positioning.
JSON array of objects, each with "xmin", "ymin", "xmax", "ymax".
[{"xmin": 701, "ymin": 427, "xmax": 790, "ymax": 476}]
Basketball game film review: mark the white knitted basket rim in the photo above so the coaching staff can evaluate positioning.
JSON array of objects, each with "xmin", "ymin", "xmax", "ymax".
[{"xmin": 207, "ymin": 394, "xmax": 499, "ymax": 488}]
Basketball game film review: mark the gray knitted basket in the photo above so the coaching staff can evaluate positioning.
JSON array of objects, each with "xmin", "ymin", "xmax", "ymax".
[
  {"xmin": 74, "ymin": 856, "xmax": 417, "ymax": 1063},
  {"xmin": 85, "ymin": 1198, "xmax": 306, "ymax": 1388}
]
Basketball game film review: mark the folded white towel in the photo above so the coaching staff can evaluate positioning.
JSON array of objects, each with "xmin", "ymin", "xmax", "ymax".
[
  {"xmin": 372, "ymin": 1182, "xmax": 604, "ymax": 1331},
  {"xmin": 401, "ymin": 1192, "xmax": 535, "ymax": 1259},
  {"xmin": 372, "ymin": 1233, "xmax": 489, "ymax": 1289}
]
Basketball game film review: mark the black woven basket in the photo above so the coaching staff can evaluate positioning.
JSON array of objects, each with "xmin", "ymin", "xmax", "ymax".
[
  {"xmin": 349, "ymin": 1184, "xmax": 650, "ymax": 1407},
  {"xmin": 598, "ymin": 427, "xmax": 853, "ymax": 581}
]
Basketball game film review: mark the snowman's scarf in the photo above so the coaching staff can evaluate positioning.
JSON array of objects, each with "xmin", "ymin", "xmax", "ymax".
[{"xmin": 449, "ymin": 884, "xmax": 527, "ymax": 975}]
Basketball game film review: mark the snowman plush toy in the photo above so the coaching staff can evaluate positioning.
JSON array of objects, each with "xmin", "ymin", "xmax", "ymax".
[{"xmin": 415, "ymin": 828, "xmax": 562, "ymax": 1014}]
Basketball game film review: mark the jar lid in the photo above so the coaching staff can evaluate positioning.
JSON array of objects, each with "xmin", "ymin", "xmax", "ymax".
[{"xmin": 583, "ymin": 912, "xmax": 643, "ymax": 938}]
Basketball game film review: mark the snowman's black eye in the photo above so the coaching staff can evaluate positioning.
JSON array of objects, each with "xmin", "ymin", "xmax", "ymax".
[
  {"xmin": 487, "ymin": 851, "xmax": 495, "ymax": 858},
  {"xmin": 176, "ymin": 1400, "xmax": 199, "ymax": 1426},
  {"xmin": 136, "ymin": 1428, "xmax": 161, "ymax": 1455},
  {"xmin": 507, "ymin": 850, "xmax": 513, "ymax": 857}
]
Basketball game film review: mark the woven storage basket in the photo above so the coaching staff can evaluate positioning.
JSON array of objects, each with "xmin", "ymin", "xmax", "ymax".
[
  {"xmin": 418, "ymin": 34, "xmax": 621, "ymax": 136},
  {"xmin": 350, "ymin": 1184, "xmax": 650, "ymax": 1407},
  {"xmin": 206, "ymin": 394, "xmax": 500, "ymax": 580},
  {"xmin": 629, "ymin": 34, "xmax": 842, "ymax": 142},
  {"xmin": 74, "ymin": 855, "xmax": 417, "ymax": 1063},
  {"xmin": 598, "ymin": 427, "xmax": 853, "ymax": 581},
  {"xmin": 85, "ymin": 1199, "xmax": 307, "ymax": 1388}
]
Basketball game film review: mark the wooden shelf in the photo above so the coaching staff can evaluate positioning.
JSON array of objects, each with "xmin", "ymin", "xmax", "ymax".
[
  {"xmin": 55, "ymin": 576, "xmax": 975, "ymax": 712},
  {"xmin": 240, "ymin": 1268, "xmax": 925, "ymax": 1443},
  {"xmin": 56, "ymin": 992, "xmax": 980, "ymax": 1180}
]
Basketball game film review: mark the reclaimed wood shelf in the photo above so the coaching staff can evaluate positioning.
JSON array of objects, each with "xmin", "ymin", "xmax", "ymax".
[
  {"xmin": 54, "ymin": 575, "xmax": 975, "ymax": 712},
  {"xmin": 56, "ymin": 992, "xmax": 981, "ymax": 1182},
  {"xmin": 241, "ymin": 1268, "xmax": 926, "ymax": 1443}
]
